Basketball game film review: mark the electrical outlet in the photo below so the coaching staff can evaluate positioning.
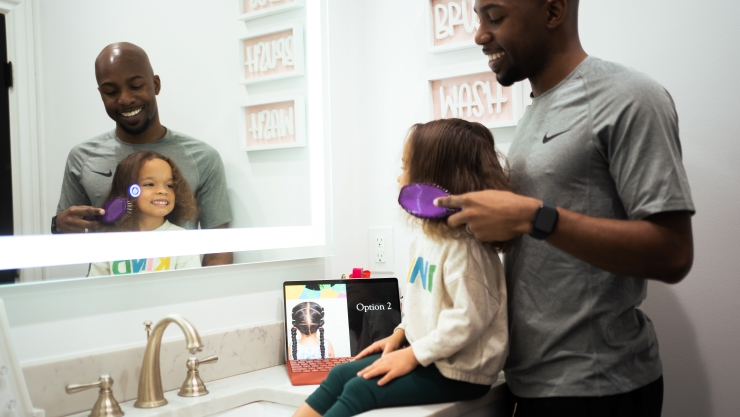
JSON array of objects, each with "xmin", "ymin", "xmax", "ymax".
[
  {"xmin": 368, "ymin": 227, "xmax": 394, "ymax": 273},
  {"xmin": 375, "ymin": 249, "xmax": 385, "ymax": 263}
]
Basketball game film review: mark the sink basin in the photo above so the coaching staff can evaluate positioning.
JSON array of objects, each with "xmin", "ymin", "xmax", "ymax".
[{"xmin": 208, "ymin": 401, "xmax": 297, "ymax": 417}]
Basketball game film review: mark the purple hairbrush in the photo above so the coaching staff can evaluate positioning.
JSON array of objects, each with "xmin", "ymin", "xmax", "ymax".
[
  {"xmin": 83, "ymin": 197, "xmax": 133, "ymax": 224},
  {"xmin": 398, "ymin": 183, "xmax": 461, "ymax": 219}
]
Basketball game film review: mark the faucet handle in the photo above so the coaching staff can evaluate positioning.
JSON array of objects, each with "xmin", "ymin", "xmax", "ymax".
[
  {"xmin": 143, "ymin": 320, "xmax": 153, "ymax": 341},
  {"xmin": 66, "ymin": 374, "xmax": 124, "ymax": 417},
  {"xmin": 178, "ymin": 355, "xmax": 219, "ymax": 397},
  {"xmin": 198, "ymin": 355, "xmax": 218, "ymax": 366}
]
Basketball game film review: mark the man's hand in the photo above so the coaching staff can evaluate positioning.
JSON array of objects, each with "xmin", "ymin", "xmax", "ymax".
[
  {"xmin": 436, "ymin": 190, "xmax": 693, "ymax": 283},
  {"xmin": 356, "ymin": 346, "xmax": 419, "ymax": 386},
  {"xmin": 435, "ymin": 190, "xmax": 540, "ymax": 242},
  {"xmin": 55, "ymin": 206, "xmax": 105, "ymax": 233},
  {"xmin": 354, "ymin": 329, "xmax": 407, "ymax": 360}
]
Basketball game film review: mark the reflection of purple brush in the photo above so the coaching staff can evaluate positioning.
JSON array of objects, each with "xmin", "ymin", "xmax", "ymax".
[
  {"xmin": 83, "ymin": 197, "xmax": 133, "ymax": 224},
  {"xmin": 398, "ymin": 183, "xmax": 460, "ymax": 219}
]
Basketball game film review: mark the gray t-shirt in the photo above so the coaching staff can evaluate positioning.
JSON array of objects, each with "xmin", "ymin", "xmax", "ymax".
[
  {"xmin": 56, "ymin": 128, "xmax": 233, "ymax": 229},
  {"xmin": 504, "ymin": 57, "xmax": 694, "ymax": 398}
]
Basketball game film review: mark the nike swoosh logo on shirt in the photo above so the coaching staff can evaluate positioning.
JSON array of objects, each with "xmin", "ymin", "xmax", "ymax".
[
  {"xmin": 91, "ymin": 169, "xmax": 113, "ymax": 177},
  {"xmin": 543, "ymin": 130, "xmax": 572, "ymax": 144}
]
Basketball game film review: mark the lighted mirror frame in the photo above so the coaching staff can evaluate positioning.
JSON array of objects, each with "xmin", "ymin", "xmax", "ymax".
[{"xmin": 0, "ymin": 0, "xmax": 332, "ymax": 272}]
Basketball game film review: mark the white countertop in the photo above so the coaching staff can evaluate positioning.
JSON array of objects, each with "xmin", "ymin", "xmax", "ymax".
[{"xmin": 68, "ymin": 366, "xmax": 508, "ymax": 417}]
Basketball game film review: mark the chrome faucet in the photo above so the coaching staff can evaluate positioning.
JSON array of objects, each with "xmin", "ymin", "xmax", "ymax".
[{"xmin": 134, "ymin": 315, "xmax": 203, "ymax": 408}]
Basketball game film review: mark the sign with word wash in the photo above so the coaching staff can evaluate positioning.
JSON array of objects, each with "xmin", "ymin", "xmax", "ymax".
[
  {"xmin": 428, "ymin": 0, "xmax": 479, "ymax": 52},
  {"xmin": 241, "ymin": 97, "xmax": 306, "ymax": 151},
  {"xmin": 430, "ymin": 71, "xmax": 516, "ymax": 128}
]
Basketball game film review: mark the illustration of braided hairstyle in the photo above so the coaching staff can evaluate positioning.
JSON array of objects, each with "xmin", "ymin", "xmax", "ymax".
[{"xmin": 290, "ymin": 302, "xmax": 326, "ymax": 360}]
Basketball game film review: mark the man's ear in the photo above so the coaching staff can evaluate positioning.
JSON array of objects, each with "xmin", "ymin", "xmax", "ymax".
[
  {"xmin": 545, "ymin": 0, "xmax": 568, "ymax": 29},
  {"xmin": 154, "ymin": 75, "xmax": 161, "ymax": 95}
]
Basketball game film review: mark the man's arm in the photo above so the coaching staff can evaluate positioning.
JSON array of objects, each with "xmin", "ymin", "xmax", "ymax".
[
  {"xmin": 201, "ymin": 223, "xmax": 233, "ymax": 266},
  {"xmin": 437, "ymin": 190, "xmax": 693, "ymax": 284}
]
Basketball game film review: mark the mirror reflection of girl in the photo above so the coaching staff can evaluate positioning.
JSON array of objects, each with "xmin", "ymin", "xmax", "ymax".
[
  {"xmin": 294, "ymin": 119, "xmax": 510, "ymax": 417},
  {"xmin": 291, "ymin": 302, "xmax": 335, "ymax": 360},
  {"xmin": 88, "ymin": 151, "xmax": 200, "ymax": 276}
]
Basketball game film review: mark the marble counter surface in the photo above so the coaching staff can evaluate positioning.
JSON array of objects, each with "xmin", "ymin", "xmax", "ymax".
[{"xmin": 67, "ymin": 366, "xmax": 508, "ymax": 417}]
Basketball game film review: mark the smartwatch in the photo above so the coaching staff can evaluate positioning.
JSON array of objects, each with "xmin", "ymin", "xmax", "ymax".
[
  {"xmin": 51, "ymin": 215, "xmax": 60, "ymax": 234},
  {"xmin": 530, "ymin": 201, "xmax": 558, "ymax": 240}
]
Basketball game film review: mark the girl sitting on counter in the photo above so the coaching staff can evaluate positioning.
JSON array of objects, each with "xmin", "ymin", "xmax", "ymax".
[{"xmin": 293, "ymin": 118, "xmax": 510, "ymax": 417}]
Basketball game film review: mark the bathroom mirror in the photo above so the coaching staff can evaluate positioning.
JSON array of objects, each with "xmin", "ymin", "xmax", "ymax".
[{"xmin": 0, "ymin": 0, "xmax": 332, "ymax": 281}]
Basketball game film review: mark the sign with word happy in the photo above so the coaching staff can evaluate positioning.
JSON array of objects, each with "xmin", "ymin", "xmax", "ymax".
[
  {"xmin": 430, "ymin": 71, "xmax": 516, "ymax": 128},
  {"xmin": 429, "ymin": 0, "xmax": 479, "ymax": 51},
  {"xmin": 242, "ymin": 98, "xmax": 305, "ymax": 151},
  {"xmin": 239, "ymin": 24, "xmax": 304, "ymax": 84}
]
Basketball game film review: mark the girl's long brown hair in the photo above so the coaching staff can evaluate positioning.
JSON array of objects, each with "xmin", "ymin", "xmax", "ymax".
[
  {"xmin": 403, "ymin": 118, "xmax": 512, "ymax": 251},
  {"xmin": 98, "ymin": 150, "xmax": 198, "ymax": 232}
]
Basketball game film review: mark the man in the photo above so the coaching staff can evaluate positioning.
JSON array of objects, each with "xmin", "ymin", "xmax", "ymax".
[
  {"xmin": 436, "ymin": 1, "xmax": 694, "ymax": 415},
  {"xmin": 54, "ymin": 42, "xmax": 233, "ymax": 266}
]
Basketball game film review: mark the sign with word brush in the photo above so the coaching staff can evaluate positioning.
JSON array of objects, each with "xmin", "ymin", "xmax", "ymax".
[
  {"xmin": 238, "ymin": 23, "xmax": 305, "ymax": 85},
  {"xmin": 427, "ymin": 0, "xmax": 479, "ymax": 53}
]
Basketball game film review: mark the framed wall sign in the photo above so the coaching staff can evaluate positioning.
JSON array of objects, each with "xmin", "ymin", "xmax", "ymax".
[
  {"xmin": 237, "ymin": 23, "xmax": 305, "ymax": 85},
  {"xmin": 426, "ymin": 0, "xmax": 480, "ymax": 54},
  {"xmin": 237, "ymin": 0, "xmax": 305, "ymax": 21},
  {"xmin": 239, "ymin": 96, "xmax": 306, "ymax": 151},
  {"xmin": 428, "ymin": 63, "xmax": 527, "ymax": 129}
]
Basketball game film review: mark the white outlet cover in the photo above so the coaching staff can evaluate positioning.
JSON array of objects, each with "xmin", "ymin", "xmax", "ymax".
[{"xmin": 368, "ymin": 227, "xmax": 394, "ymax": 273}]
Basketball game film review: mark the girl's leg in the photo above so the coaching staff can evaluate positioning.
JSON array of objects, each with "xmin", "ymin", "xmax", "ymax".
[
  {"xmin": 301, "ymin": 354, "xmax": 382, "ymax": 416},
  {"xmin": 323, "ymin": 363, "xmax": 490, "ymax": 417}
]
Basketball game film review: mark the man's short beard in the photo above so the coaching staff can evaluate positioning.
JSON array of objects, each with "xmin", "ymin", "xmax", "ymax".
[
  {"xmin": 496, "ymin": 67, "xmax": 525, "ymax": 88},
  {"xmin": 119, "ymin": 117, "xmax": 151, "ymax": 135}
]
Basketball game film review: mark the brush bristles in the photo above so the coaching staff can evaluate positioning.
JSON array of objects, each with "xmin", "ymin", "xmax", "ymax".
[{"xmin": 112, "ymin": 200, "xmax": 133, "ymax": 226}]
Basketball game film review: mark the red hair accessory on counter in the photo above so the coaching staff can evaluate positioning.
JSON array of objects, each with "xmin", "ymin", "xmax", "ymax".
[{"xmin": 350, "ymin": 268, "xmax": 372, "ymax": 278}]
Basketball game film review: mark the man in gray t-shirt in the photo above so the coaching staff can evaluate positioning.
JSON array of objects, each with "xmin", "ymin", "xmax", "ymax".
[
  {"xmin": 54, "ymin": 42, "xmax": 233, "ymax": 266},
  {"xmin": 437, "ymin": 1, "xmax": 694, "ymax": 415}
]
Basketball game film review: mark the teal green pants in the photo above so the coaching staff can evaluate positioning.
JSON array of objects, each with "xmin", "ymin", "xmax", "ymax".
[{"xmin": 305, "ymin": 354, "xmax": 490, "ymax": 417}]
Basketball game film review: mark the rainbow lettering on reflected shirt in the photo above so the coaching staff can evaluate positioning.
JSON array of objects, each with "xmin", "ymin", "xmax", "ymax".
[
  {"xmin": 110, "ymin": 258, "xmax": 172, "ymax": 275},
  {"xmin": 406, "ymin": 257, "xmax": 437, "ymax": 293}
]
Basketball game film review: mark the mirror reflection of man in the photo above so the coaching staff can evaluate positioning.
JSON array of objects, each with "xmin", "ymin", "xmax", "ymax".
[
  {"xmin": 53, "ymin": 42, "xmax": 233, "ymax": 266},
  {"xmin": 435, "ymin": 0, "xmax": 694, "ymax": 415}
]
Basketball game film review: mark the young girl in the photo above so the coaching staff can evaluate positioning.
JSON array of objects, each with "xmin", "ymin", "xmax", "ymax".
[
  {"xmin": 290, "ymin": 302, "xmax": 336, "ymax": 360},
  {"xmin": 88, "ymin": 150, "xmax": 201, "ymax": 276},
  {"xmin": 293, "ymin": 119, "xmax": 510, "ymax": 417}
]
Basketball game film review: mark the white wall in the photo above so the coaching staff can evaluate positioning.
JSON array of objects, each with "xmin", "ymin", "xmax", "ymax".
[{"xmin": 328, "ymin": 1, "xmax": 740, "ymax": 416}]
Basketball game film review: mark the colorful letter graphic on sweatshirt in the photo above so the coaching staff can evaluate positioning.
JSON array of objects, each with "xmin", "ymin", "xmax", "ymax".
[
  {"xmin": 407, "ymin": 257, "xmax": 437, "ymax": 293},
  {"xmin": 110, "ymin": 257, "xmax": 172, "ymax": 275}
]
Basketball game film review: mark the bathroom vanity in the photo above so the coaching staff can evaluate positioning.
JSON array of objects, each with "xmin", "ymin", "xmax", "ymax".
[{"xmin": 67, "ymin": 366, "xmax": 508, "ymax": 417}]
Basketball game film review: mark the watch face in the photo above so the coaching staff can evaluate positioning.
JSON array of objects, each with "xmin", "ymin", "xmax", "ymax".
[{"xmin": 534, "ymin": 205, "xmax": 558, "ymax": 233}]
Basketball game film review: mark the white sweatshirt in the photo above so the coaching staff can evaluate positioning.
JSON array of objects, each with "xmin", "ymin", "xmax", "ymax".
[
  {"xmin": 88, "ymin": 221, "xmax": 201, "ymax": 277},
  {"xmin": 399, "ymin": 234, "xmax": 508, "ymax": 385}
]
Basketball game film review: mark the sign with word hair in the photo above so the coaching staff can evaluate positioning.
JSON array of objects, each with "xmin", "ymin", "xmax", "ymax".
[
  {"xmin": 427, "ymin": 0, "xmax": 480, "ymax": 53},
  {"xmin": 238, "ymin": 0, "xmax": 305, "ymax": 21},
  {"xmin": 238, "ymin": 23, "xmax": 305, "ymax": 85},
  {"xmin": 240, "ymin": 96, "xmax": 306, "ymax": 151}
]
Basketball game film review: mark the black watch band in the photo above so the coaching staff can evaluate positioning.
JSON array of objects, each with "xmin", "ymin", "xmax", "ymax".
[
  {"xmin": 530, "ymin": 201, "xmax": 558, "ymax": 240},
  {"xmin": 51, "ymin": 215, "xmax": 59, "ymax": 234}
]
